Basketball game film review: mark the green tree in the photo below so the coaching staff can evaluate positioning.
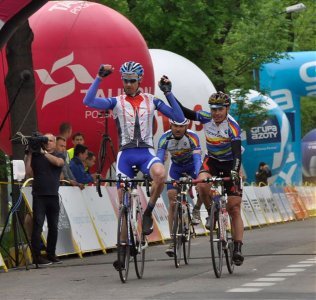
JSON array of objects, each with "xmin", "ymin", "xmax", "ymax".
[{"xmin": 301, "ymin": 97, "xmax": 316, "ymax": 137}]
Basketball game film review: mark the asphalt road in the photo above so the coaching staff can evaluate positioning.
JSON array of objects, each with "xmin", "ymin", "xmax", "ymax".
[{"xmin": 0, "ymin": 218, "xmax": 315, "ymax": 300}]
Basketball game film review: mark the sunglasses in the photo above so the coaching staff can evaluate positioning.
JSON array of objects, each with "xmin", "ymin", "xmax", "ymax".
[{"xmin": 123, "ymin": 78, "xmax": 138, "ymax": 84}]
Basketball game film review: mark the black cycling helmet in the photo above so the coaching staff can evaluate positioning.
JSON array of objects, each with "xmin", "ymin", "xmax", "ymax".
[
  {"xmin": 120, "ymin": 61, "xmax": 144, "ymax": 79},
  {"xmin": 208, "ymin": 91, "xmax": 231, "ymax": 108}
]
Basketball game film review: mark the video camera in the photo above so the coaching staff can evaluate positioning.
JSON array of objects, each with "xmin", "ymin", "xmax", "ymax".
[{"xmin": 14, "ymin": 131, "xmax": 49, "ymax": 153}]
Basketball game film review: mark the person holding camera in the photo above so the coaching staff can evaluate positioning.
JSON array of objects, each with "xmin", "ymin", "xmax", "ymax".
[
  {"xmin": 255, "ymin": 162, "xmax": 272, "ymax": 186},
  {"xmin": 24, "ymin": 133, "xmax": 64, "ymax": 266}
]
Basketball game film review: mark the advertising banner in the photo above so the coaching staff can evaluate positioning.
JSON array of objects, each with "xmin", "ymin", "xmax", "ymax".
[
  {"xmin": 22, "ymin": 186, "xmax": 78, "ymax": 256},
  {"xmin": 243, "ymin": 186, "xmax": 267, "ymax": 225},
  {"xmin": 60, "ymin": 187, "xmax": 102, "ymax": 253},
  {"xmin": 82, "ymin": 187, "xmax": 117, "ymax": 249},
  {"xmin": 260, "ymin": 51, "xmax": 316, "ymax": 184}
]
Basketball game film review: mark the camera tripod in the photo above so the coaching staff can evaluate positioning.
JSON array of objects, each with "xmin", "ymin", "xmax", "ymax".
[
  {"xmin": 0, "ymin": 161, "xmax": 37, "ymax": 270},
  {"xmin": 97, "ymin": 110, "xmax": 116, "ymax": 180}
]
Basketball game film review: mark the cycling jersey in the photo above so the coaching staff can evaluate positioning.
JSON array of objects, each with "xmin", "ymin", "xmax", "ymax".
[
  {"xmin": 164, "ymin": 93, "xmax": 242, "ymax": 173},
  {"xmin": 157, "ymin": 129, "xmax": 201, "ymax": 168},
  {"xmin": 197, "ymin": 111, "xmax": 241, "ymax": 161},
  {"xmin": 157, "ymin": 129, "xmax": 202, "ymax": 188},
  {"xmin": 83, "ymin": 77, "xmax": 185, "ymax": 150}
]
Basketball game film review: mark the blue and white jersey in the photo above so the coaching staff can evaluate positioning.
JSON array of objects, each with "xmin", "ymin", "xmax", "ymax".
[{"xmin": 157, "ymin": 129, "xmax": 201, "ymax": 166}]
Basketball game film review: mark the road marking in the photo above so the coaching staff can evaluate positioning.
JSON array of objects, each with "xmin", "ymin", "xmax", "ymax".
[
  {"xmin": 226, "ymin": 256, "xmax": 316, "ymax": 294},
  {"xmin": 267, "ymin": 272, "xmax": 296, "ymax": 276},
  {"xmin": 227, "ymin": 288, "xmax": 262, "ymax": 292},
  {"xmin": 299, "ymin": 260, "xmax": 316, "ymax": 264},
  {"xmin": 287, "ymin": 264, "xmax": 313, "ymax": 267},
  {"xmin": 243, "ymin": 282, "xmax": 276, "ymax": 287},
  {"xmin": 255, "ymin": 277, "xmax": 285, "ymax": 282},
  {"xmin": 278, "ymin": 268, "xmax": 305, "ymax": 272}
]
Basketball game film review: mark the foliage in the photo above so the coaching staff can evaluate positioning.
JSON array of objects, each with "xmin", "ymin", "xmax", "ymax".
[{"xmin": 301, "ymin": 96, "xmax": 316, "ymax": 137}]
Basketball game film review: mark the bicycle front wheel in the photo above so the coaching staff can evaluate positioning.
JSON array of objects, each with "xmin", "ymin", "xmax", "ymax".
[
  {"xmin": 117, "ymin": 205, "xmax": 130, "ymax": 283},
  {"xmin": 173, "ymin": 202, "xmax": 183, "ymax": 268},
  {"xmin": 133, "ymin": 203, "xmax": 145, "ymax": 279},
  {"xmin": 183, "ymin": 204, "xmax": 192, "ymax": 265},
  {"xmin": 209, "ymin": 203, "xmax": 223, "ymax": 278},
  {"xmin": 225, "ymin": 217, "xmax": 234, "ymax": 274}
]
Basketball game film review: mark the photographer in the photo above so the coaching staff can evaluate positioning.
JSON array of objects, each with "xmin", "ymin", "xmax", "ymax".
[
  {"xmin": 24, "ymin": 133, "xmax": 64, "ymax": 266},
  {"xmin": 255, "ymin": 162, "xmax": 272, "ymax": 186}
]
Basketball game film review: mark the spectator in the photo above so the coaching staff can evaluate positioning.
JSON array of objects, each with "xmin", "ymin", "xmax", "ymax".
[
  {"xmin": 58, "ymin": 122, "xmax": 72, "ymax": 145},
  {"xmin": 56, "ymin": 136, "xmax": 84, "ymax": 189},
  {"xmin": 255, "ymin": 162, "xmax": 272, "ymax": 186},
  {"xmin": 67, "ymin": 132, "xmax": 85, "ymax": 161},
  {"xmin": 24, "ymin": 133, "xmax": 64, "ymax": 266},
  {"xmin": 69, "ymin": 144, "xmax": 94, "ymax": 185},
  {"xmin": 84, "ymin": 151, "xmax": 97, "ymax": 181}
]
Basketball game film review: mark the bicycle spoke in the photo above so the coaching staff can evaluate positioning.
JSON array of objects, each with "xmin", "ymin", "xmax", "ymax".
[
  {"xmin": 134, "ymin": 203, "xmax": 145, "ymax": 279},
  {"xmin": 117, "ymin": 206, "xmax": 130, "ymax": 283},
  {"xmin": 173, "ymin": 202, "xmax": 182, "ymax": 268},
  {"xmin": 210, "ymin": 204, "xmax": 223, "ymax": 278},
  {"xmin": 183, "ymin": 204, "xmax": 191, "ymax": 265}
]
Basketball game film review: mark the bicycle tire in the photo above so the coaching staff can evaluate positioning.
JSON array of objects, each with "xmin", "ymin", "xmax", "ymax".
[
  {"xmin": 173, "ymin": 201, "xmax": 183, "ymax": 268},
  {"xmin": 225, "ymin": 217, "xmax": 234, "ymax": 274},
  {"xmin": 133, "ymin": 202, "xmax": 145, "ymax": 279},
  {"xmin": 209, "ymin": 203, "xmax": 223, "ymax": 278},
  {"xmin": 117, "ymin": 205, "xmax": 130, "ymax": 283},
  {"xmin": 183, "ymin": 204, "xmax": 192, "ymax": 265}
]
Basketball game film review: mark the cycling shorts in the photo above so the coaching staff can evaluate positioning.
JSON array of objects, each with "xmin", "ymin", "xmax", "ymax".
[
  {"xmin": 167, "ymin": 162, "xmax": 197, "ymax": 190},
  {"xmin": 200, "ymin": 156, "xmax": 242, "ymax": 196},
  {"xmin": 116, "ymin": 147, "xmax": 161, "ymax": 179}
]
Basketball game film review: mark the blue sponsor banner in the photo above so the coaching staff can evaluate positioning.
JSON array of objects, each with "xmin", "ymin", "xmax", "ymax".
[{"xmin": 260, "ymin": 51, "xmax": 316, "ymax": 185}]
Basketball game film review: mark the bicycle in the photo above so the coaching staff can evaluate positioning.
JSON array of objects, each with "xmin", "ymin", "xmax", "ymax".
[
  {"xmin": 98, "ymin": 169, "xmax": 150, "ymax": 283},
  {"xmin": 193, "ymin": 176, "xmax": 235, "ymax": 278},
  {"xmin": 166, "ymin": 176, "xmax": 196, "ymax": 268}
]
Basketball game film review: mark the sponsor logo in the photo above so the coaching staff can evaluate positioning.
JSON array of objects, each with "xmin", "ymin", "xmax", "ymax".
[
  {"xmin": 35, "ymin": 52, "xmax": 94, "ymax": 109},
  {"xmin": 247, "ymin": 116, "xmax": 281, "ymax": 144}
]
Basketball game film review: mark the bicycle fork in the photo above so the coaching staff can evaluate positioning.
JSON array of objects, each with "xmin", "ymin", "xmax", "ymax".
[{"xmin": 131, "ymin": 191, "xmax": 148, "ymax": 252}]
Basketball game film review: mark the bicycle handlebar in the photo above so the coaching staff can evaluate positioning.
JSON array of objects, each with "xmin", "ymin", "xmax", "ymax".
[{"xmin": 96, "ymin": 174, "xmax": 151, "ymax": 198}]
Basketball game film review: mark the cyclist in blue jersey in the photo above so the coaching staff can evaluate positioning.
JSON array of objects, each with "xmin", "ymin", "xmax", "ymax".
[
  {"xmin": 83, "ymin": 62, "xmax": 185, "ymax": 239},
  {"xmin": 160, "ymin": 76, "xmax": 244, "ymax": 266},
  {"xmin": 157, "ymin": 118, "xmax": 202, "ymax": 256}
]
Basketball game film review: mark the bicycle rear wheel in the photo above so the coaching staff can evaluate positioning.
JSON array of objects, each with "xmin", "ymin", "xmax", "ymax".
[
  {"xmin": 183, "ymin": 204, "xmax": 192, "ymax": 265},
  {"xmin": 117, "ymin": 205, "xmax": 130, "ymax": 283},
  {"xmin": 173, "ymin": 202, "xmax": 183, "ymax": 268},
  {"xmin": 209, "ymin": 203, "xmax": 223, "ymax": 278},
  {"xmin": 133, "ymin": 203, "xmax": 145, "ymax": 279}
]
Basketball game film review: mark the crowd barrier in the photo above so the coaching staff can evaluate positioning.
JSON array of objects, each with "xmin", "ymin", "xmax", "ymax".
[{"xmin": 0, "ymin": 184, "xmax": 315, "ymax": 271}]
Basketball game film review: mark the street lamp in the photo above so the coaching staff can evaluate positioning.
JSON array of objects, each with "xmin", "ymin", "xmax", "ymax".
[
  {"xmin": 284, "ymin": 3, "xmax": 306, "ymax": 14},
  {"xmin": 284, "ymin": 3, "xmax": 306, "ymax": 52}
]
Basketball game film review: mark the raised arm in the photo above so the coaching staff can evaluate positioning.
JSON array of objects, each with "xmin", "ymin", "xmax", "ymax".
[
  {"xmin": 83, "ymin": 64, "xmax": 116, "ymax": 110},
  {"xmin": 159, "ymin": 75, "xmax": 198, "ymax": 121}
]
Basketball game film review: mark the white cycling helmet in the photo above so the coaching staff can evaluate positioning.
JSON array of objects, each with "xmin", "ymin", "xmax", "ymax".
[{"xmin": 169, "ymin": 118, "xmax": 190, "ymax": 126}]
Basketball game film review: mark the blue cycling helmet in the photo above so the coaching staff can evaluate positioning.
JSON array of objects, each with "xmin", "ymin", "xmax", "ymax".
[
  {"xmin": 208, "ymin": 91, "xmax": 231, "ymax": 108},
  {"xmin": 120, "ymin": 61, "xmax": 144, "ymax": 79}
]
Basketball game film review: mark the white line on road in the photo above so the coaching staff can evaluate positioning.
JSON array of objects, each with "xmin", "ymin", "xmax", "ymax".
[
  {"xmin": 287, "ymin": 264, "xmax": 313, "ymax": 267},
  {"xmin": 227, "ymin": 288, "xmax": 263, "ymax": 293},
  {"xmin": 242, "ymin": 282, "xmax": 276, "ymax": 287},
  {"xmin": 267, "ymin": 272, "xmax": 296, "ymax": 276},
  {"xmin": 254, "ymin": 277, "xmax": 286, "ymax": 282},
  {"xmin": 278, "ymin": 268, "xmax": 305, "ymax": 272}
]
